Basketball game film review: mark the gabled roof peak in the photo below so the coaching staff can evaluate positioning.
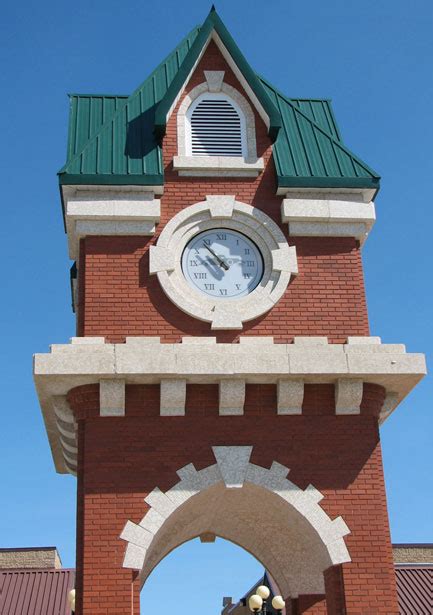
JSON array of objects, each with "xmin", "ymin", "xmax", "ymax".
[
  {"xmin": 59, "ymin": 11, "xmax": 380, "ymax": 197},
  {"xmin": 153, "ymin": 8, "xmax": 282, "ymax": 142}
]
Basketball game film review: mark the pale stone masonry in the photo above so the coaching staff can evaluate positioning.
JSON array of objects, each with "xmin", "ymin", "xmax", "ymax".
[
  {"xmin": 0, "ymin": 547, "xmax": 62, "ymax": 570},
  {"xmin": 393, "ymin": 544, "xmax": 433, "ymax": 563}
]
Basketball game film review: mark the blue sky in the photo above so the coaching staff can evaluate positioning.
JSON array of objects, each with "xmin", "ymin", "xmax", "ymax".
[{"xmin": 1, "ymin": 0, "xmax": 432, "ymax": 612}]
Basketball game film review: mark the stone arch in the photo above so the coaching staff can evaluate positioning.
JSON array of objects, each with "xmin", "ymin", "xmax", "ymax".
[{"xmin": 120, "ymin": 447, "xmax": 351, "ymax": 598}]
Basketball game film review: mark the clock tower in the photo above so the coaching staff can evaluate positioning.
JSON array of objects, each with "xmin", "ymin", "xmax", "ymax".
[{"xmin": 34, "ymin": 8, "xmax": 426, "ymax": 614}]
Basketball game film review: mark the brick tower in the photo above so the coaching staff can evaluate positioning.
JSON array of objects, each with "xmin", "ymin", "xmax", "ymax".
[{"xmin": 34, "ymin": 8, "xmax": 426, "ymax": 614}]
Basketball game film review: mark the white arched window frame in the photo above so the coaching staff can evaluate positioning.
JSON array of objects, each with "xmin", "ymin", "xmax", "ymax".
[
  {"xmin": 173, "ymin": 74, "xmax": 264, "ymax": 177},
  {"xmin": 185, "ymin": 92, "xmax": 248, "ymax": 158}
]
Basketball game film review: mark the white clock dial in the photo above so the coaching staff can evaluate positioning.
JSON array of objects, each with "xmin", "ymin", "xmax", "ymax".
[{"xmin": 181, "ymin": 229, "xmax": 264, "ymax": 299}]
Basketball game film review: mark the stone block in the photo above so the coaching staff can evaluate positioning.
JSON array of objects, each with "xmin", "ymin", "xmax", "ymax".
[
  {"xmin": 120, "ymin": 521, "xmax": 153, "ymax": 549},
  {"xmin": 204, "ymin": 70, "xmax": 225, "ymax": 92},
  {"xmin": 160, "ymin": 379, "xmax": 186, "ymax": 416},
  {"xmin": 219, "ymin": 379, "xmax": 246, "ymax": 415},
  {"xmin": 335, "ymin": 379, "xmax": 363, "ymax": 415},
  {"xmin": 277, "ymin": 380, "xmax": 304, "ymax": 414},
  {"xmin": 207, "ymin": 194, "xmax": 235, "ymax": 218},
  {"xmin": 122, "ymin": 543, "xmax": 146, "ymax": 570},
  {"xmin": 100, "ymin": 379, "xmax": 125, "ymax": 416},
  {"xmin": 212, "ymin": 446, "xmax": 252, "ymax": 488}
]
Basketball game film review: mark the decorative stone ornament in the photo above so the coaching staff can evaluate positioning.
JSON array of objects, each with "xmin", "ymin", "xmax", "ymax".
[
  {"xmin": 149, "ymin": 196, "xmax": 298, "ymax": 329},
  {"xmin": 120, "ymin": 446, "xmax": 352, "ymax": 598},
  {"xmin": 34, "ymin": 335, "xmax": 426, "ymax": 475}
]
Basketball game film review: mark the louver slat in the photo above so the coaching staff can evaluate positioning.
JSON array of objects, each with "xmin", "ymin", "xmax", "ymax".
[{"xmin": 190, "ymin": 98, "xmax": 243, "ymax": 156}]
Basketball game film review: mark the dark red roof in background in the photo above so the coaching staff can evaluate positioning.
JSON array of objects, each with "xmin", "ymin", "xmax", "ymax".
[
  {"xmin": 2, "ymin": 560, "xmax": 432, "ymax": 613},
  {"xmin": 0, "ymin": 568, "xmax": 75, "ymax": 615},
  {"xmin": 395, "ymin": 565, "xmax": 433, "ymax": 615}
]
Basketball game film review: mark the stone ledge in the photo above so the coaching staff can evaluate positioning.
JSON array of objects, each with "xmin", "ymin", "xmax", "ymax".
[
  {"xmin": 33, "ymin": 336, "xmax": 426, "ymax": 474},
  {"xmin": 173, "ymin": 155, "xmax": 264, "ymax": 177},
  {"xmin": 281, "ymin": 197, "xmax": 376, "ymax": 245},
  {"xmin": 63, "ymin": 188, "xmax": 161, "ymax": 260}
]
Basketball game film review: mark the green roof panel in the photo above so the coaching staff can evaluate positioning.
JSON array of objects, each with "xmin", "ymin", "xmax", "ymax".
[
  {"xmin": 59, "ymin": 8, "xmax": 380, "ymax": 195},
  {"xmin": 260, "ymin": 77, "xmax": 380, "ymax": 192},
  {"xmin": 59, "ymin": 26, "xmax": 201, "ymax": 185}
]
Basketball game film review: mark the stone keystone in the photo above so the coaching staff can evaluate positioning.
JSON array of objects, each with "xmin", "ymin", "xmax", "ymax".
[{"xmin": 212, "ymin": 446, "xmax": 253, "ymax": 488}]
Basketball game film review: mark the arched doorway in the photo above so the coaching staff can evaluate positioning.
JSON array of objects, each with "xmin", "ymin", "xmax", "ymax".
[
  {"xmin": 140, "ymin": 537, "xmax": 264, "ymax": 615},
  {"xmin": 121, "ymin": 446, "xmax": 351, "ymax": 602}
]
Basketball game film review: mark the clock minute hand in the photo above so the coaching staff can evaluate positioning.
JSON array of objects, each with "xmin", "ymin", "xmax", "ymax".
[{"xmin": 202, "ymin": 243, "xmax": 229, "ymax": 271}]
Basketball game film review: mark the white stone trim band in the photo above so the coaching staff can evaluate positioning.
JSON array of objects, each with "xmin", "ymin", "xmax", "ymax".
[
  {"xmin": 34, "ymin": 335, "xmax": 426, "ymax": 474},
  {"xmin": 149, "ymin": 196, "xmax": 297, "ymax": 329},
  {"xmin": 281, "ymin": 195, "xmax": 376, "ymax": 245},
  {"xmin": 62, "ymin": 187, "xmax": 161, "ymax": 260},
  {"xmin": 120, "ymin": 446, "xmax": 351, "ymax": 598}
]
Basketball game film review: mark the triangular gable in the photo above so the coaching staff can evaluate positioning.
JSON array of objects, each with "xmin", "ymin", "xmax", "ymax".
[
  {"xmin": 58, "ymin": 25, "xmax": 201, "ymax": 186},
  {"xmin": 153, "ymin": 7, "xmax": 282, "ymax": 142}
]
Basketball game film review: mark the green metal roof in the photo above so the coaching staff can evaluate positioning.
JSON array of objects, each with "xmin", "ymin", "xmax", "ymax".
[
  {"xmin": 66, "ymin": 95, "xmax": 128, "ymax": 163},
  {"xmin": 59, "ymin": 26, "xmax": 201, "ymax": 187},
  {"xmin": 260, "ymin": 78, "xmax": 380, "ymax": 192},
  {"xmin": 59, "ymin": 8, "xmax": 380, "ymax": 194}
]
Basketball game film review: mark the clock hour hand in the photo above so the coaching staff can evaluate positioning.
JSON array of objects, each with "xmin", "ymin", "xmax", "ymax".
[{"xmin": 202, "ymin": 243, "xmax": 229, "ymax": 271}]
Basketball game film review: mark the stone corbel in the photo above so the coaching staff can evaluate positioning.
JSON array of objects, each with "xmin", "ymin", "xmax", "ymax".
[
  {"xmin": 100, "ymin": 379, "xmax": 125, "ymax": 416},
  {"xmin": 277, "ymin": 380, "xmax": 304, "ymax": 415},
  {"xmin": 335, "ymin": 379, "xmax": 363, "ymax": 415},
  {"xmin": 160, "ymin": 379, "xmax": 187, "ymax": 416},
  {"xmin": 219, "ymin": 379, "xmax": 246, "ymax": 415},
  {"xmin": 52, "ymin": 396, "xmax": 77, "ymax": 475}
]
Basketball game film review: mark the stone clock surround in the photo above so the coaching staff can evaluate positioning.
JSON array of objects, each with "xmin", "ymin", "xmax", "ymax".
[{"xmin": 149, "ymin": 195, "xmax": 298, "ymax": 330}]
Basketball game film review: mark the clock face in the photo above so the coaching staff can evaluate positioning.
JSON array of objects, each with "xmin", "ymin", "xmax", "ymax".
[{"xmin": 181, "ymin": 229, "xmax": 264, "ymax": 299}]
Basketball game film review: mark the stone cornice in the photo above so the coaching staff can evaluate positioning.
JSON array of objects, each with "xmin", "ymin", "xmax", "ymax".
[
  {"xmin": 281, "ymin": 194, "xmax": 376, "ymax": 245},
  {"xmin": 62, "ymin": 186, "xmax": 161, "ymax": 260},
  {"xmin": 33, "ymin": 336, "xmax": 426, "ymax": 475}
]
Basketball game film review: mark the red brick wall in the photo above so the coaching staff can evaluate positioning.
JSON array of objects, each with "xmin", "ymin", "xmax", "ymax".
[
  {"xmin": 76, "ymin": 41, "xmax": 370, "ymax": 343},
  {"xmin": 323, "ymin": 566, "xmax": 345, "ymax": 614},
  {"xmin": 69, "ymin": 383, "xmax": 398, "ymax": 614},
  {"xmin": 77, "ymin": 235, "xmax": 368, "ymax": 344},
  {"xmin": 71, "ymin": 41, "xmax": 397, "ymax": 615}
]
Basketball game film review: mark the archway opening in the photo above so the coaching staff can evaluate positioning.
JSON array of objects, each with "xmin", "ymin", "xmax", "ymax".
[
  {"xmin": 140, "ymin": 537, "xmax": 264, "ymax": 615},
  {"xmin": 123, "ymin": 449, "xmax": 351, "ymax": 611},
  {"xmin": 135, "ymin": 481, "xmax": 335, "ymax": 599}
]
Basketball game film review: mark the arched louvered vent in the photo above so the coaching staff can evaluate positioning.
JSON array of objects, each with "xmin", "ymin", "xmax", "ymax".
[{"xmin": 189, "ymin": 96, "xmax": 245, "ymax": 157}]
